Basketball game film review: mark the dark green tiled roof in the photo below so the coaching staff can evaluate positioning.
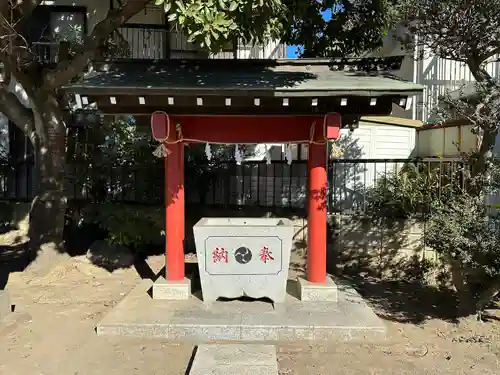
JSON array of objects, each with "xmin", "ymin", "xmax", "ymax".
[{"xmin": 63, "ymin": 58, "xmax": 423, "ymax": 97}]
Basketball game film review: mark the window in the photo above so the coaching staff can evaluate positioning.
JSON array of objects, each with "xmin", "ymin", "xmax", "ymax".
[
  {"xmin": 22, "ymin": 6, "xmax": 87, "ymax": 63},
  {"xmin": 50, "ymin": 11, "xmax": 85, "ymax": 44}
]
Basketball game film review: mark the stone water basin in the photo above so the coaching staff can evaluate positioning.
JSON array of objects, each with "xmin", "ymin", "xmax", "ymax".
[{"xmin": 193, "ymin": 217, "xmax": 294, "ymax": 304}]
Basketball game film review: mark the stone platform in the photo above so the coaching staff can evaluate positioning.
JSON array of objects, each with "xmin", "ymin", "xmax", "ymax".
[
  {"xmin": 96, "ymin": 278, "xmax": 385, "ymax": 343},
  {"xmin": 189, "ymin": 344, "xmax": 278, "ymax": 375}
]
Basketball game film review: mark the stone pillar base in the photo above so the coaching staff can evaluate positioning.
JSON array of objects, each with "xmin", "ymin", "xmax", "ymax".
[
  {"xmin": 297, "ymin": 276, "xmax": 338, "ymax": 302},
  {"xmin": 152, "ymin": 277, "xmax": 191, "ymax": 300},
  {"xmin": 0, "ymin": 289, "xmax": 11, "ymax": 321}
]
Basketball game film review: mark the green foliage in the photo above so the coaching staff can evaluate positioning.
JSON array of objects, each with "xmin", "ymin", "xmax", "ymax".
[
  {"xmin": 84, "ymin": 203, "xmax": 164, "ymax": 248},
  {"xmin": 68, "ymin": 117, "xmax": 163, "ymax": 247},
  {"xmin": 369, "ymin": 156, "xmax": 500, "ymax": 315},
  {"xmin": 154, "ymin": 0, "xmax": 286, "ymax": 51},
  {"xmin": 153, "ymin": 0, "xmax": 399, "ymax": 56},
  {"xmin": 68, "ymin": 116, "xmax": 158, "ymax": 203},
  {"xmin": 282, "ymin": 0, "xmax": 401, "ymax": 57},
  {"xmin": 426, "ymin": 194, "xmax": 500, "ymax": 281},
  {"xmin": 426, "ymin": 192, "xmax": 500, "ymax": 316},
  {"xmin": 368, "ymin": 161, "xmax": 464, "ymax": 219}
]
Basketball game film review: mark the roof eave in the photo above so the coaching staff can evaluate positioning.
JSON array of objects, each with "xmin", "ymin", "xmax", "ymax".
[{"xmin": 61, "ymin": 86, "xmax": 423, "ymax": 97}]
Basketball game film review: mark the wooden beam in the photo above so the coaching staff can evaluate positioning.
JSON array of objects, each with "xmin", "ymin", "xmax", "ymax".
[
  {"xmin": 148, "ymin": 114, "xmax": 341, "ymax": 144},
  {"xmin": 82, "ymin": 94, "xmax": 397, "ymax": 117}
]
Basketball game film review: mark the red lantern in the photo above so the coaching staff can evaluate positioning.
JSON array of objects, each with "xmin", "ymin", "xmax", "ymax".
[
  {"xmin": 325, "ymin": 112, "xmax": 341, "ymax": 140},
  {"xmin": 151, "ymin": 111, "xmax": 170, "ymax": 141}
]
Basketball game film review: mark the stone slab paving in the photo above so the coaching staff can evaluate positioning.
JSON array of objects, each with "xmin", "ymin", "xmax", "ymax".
[
  {"xmin": 189, "ymin": 344, "xmax": 278, "ymax": 375},
  {"xmin": 96, "ymin": 279, "xmax": 385, "ymax": 343}
]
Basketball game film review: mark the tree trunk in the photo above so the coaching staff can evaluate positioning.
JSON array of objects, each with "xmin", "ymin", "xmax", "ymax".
[
  {"xmin": 466, "ymin": 62, "xmax": 498, "ymax": 182},
  {"xmin": 476, "ymin": 277, "xmax": 500, "ymax": 314},
  {"xmin": 471, "ymin": 127, "xmax": 498, "ymax": 180},
  {"xmin": 27, "ymin": 93, "xmax": 68, "ymax": 261},
  {"xmin": 448, "ymin": 257, "xmax": 476, "ymax": 316}
]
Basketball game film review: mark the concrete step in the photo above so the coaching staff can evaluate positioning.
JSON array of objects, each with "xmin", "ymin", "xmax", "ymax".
[{"xmin": 189, "ymin": 344, "xmax": 278, "ymax": 375}]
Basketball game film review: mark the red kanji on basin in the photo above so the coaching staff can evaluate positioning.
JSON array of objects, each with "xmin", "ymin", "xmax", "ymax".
[
  {"xmin": 259, "ymin": 246, "xmax": 274, "ymax": 263},
  {"xmin": 212, "ymin": 247, "xmax": 228, "ymax": 264}
]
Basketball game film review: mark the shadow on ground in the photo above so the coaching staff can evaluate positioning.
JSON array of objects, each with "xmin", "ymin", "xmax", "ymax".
[
  {"xmin": 0, "ymin": 242, "xmax": 32, "ymax": 289},
  {"xmin": 318, "ymin": 212, "xmax": 478, "ymax": 324},
  {"xmin": 1, "ymin": 201, "xmax": 307, "ymax": 291},
  {"xmin": 343, "ymin": 275, "xmax": 461, "ymax": 324},
  {"xmin": 3, "ymin": 200, "xmax": 499, "ymax": 326}
]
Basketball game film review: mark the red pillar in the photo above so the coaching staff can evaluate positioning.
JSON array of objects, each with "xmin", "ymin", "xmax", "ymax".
[
  {"xmin": 165, "ymin": 141, "xmax": 185, "ymax": 281},
  {"xmin": 180, "ymin": 143, "xmax": 185, "ymax": 243},
  {"xmin": 307, "ymin": 141, "xmax": 327, "ymax": 283}
]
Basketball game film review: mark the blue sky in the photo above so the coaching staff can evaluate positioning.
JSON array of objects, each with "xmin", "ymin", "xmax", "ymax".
[{"xmin": 286, "ymin": 8, "xmax": 333, "ymax": 58}]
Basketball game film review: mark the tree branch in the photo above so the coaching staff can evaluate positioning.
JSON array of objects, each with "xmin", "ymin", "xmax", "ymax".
[
  {"xmin": 11, "ymin": 0, "xmax": 43, "ymax": 16},
  {"xmin": 0, "ymin": 84, "xmax": 35, "ymax": 139},
  {"xmin": 44, "ymin": 0, "xmax": 151, "ymax": 89},
  {"xmin": 2, "ymin": 0, "xmax": 43, "ymax": 32},
  {"xmin": 481, "ymin": 46, "xmax": 500, "ymax": 63},
  {"xmin": 0, "ymin": 49, "xmax": 37, "ymax": 98},
  {"xmin": 467, "ymin": 55, "xmax": 495, "ymax": 87}
]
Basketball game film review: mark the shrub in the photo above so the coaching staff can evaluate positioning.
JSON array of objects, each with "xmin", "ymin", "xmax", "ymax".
[
  {"xmin": 368, "ymin": 157, "xmax": 500, "ymax": 317},
  {"xmin": 426, "ymin": 193, "xmax": 500, "ymax": 316},
  {"xmin": 368, "ymin": 160, "xmax": 465, "ymax": 219},
  {"xmin": 83, "ymin": 203, "xmax": 164, "ymax": 249}
]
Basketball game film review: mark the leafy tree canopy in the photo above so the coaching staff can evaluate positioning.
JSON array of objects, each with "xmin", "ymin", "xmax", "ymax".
[
  {"xmin": 153, "ymin": 0, "xmax": 400, "ymax": 56},
  {"xmin": 395, "ymin": 0, "xmax": 500, "ymax": 178},
  {"xmin": 397, "ymin": 0, "xmax": 500, "ymax": 82}
]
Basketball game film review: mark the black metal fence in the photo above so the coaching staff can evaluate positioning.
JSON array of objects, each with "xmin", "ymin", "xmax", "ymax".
[
  {"xmin": 1, "ymin": 156, "xmax": 466, "ymax": 215},
  {"xmin": 329, "ymin": 158, "xmax": 467, "ymax": 215}
]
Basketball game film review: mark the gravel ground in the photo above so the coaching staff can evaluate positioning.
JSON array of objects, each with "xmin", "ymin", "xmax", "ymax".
[{"xmin": 1, "ymin": 250, "xmax": 499, "ymax": 375}]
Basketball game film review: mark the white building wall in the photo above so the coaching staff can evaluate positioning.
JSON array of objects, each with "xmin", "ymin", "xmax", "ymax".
[
  {"xmin": 248, "ymin": 123, "xmax": 416, "ymax": 163},
  {"xmin": 416, "ymin": 47, "xmax": 500, "ymax": 122},
  {"xmin": 330, "ymin": 124, "xmax": 416, "ymax": 212},
  {"xmin": 368, "ymin": 27, "xmax": 500, "ymax": 123},
  {"xmin": 407, "ymin": 39, "xmax": 500, "ymax": 215},
  {"xmin": 417, "ymin": 125, "xmax": 478, "ymax": 158}
]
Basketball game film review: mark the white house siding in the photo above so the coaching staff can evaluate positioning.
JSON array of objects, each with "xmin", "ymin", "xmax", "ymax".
[
  {"xmin": 330, "ymin": 122, "xmax": 417, "ymax": 213},
  {"xmin": 366, "ymin": 27, "xmax": 500, "ymax": 123},
  {"xmin": 415, "ymin": 48, "xmax": 500, "ymax": 122},
  {"xmin": 213, "ymin": 40, "xmax": 286, "ymax": 59},
  {"xmin": 363, "ymin": 27, "xmax": 415, "ymax": 120},
  {"xmin": 337, "ymin": 123, "xmax": 417, "ymax": 186},
  {"xmin": 118, "ymin": 6, "xmax": 168, "ymax": 59}
]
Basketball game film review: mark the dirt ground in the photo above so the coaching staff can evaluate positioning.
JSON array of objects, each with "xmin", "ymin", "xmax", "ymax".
[{"xmin": 1, "ymin": 240, "xmax": 500, "ymax": 374}]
